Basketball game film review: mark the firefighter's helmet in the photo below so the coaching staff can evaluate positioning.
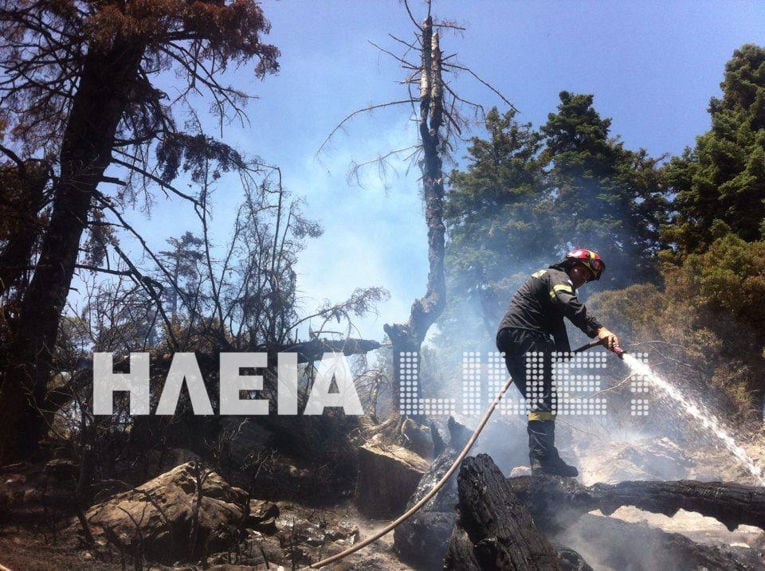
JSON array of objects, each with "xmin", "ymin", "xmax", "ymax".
[{"xmin": 564, "ymin": 248, "xmax": 605, "ymax": 280}]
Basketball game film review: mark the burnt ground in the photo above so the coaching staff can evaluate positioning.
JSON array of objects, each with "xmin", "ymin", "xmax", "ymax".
[
  {"xmin": 2, "ymin": 427, "xmax": 764, "ymax": 570},
  {"xmin": 0, "ymin": 498, "xmax": 414, "ymax": 570}
]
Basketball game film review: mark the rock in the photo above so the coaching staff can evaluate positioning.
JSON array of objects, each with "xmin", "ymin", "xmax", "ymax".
[
  {"xmin": 247, "ymin": 500, "xmax": 279, "ymax": 534},
  {"xmin": 326, "ymin": 520, "xmax": 359, "ymax": 543},
  {"xmin": 509, "ymin": 465, "xmax": 532, "ymax": 478},
  {"xmin": 355, "ymin": 443, "xmax": 429, "ymax": 518},
  {"xmin": 86, "ymin": 462, "xmax": 248, "ymax": 564}
]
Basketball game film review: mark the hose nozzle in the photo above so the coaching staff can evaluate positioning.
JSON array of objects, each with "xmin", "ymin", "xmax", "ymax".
[{"xmin": 572, "ymin": 338, "xmax": 626, "ymax": 359}]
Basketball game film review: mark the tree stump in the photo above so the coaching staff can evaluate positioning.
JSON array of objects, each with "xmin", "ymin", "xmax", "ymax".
[{"xmin": 444, "ymin": 454, "xmax": 562, "ymax": 570}]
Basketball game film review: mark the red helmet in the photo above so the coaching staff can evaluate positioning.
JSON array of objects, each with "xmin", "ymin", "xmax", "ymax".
[{"xmin": 564, "ymin": 248, "xmax": 605, "ymax": 280}]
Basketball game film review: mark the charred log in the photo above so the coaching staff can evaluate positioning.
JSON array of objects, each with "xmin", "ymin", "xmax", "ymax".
[
  {"xmin": 444, "ymin": 454, "xmax": 562, "ymax": 570},
  {"xmin": 394, "ymin": 448, "xmax": 460, "ymax": 568},
  {"xmin": 508, "ymin": 475, "xmax": 765, "ymax": 532}
]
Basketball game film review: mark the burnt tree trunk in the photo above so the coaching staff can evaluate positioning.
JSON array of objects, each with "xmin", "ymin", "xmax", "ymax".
[
  {"xmin": 384, "ymin": 16, "xmax": 446, "ymax": 419},
  {"xmin": 444, "ymin": 454, "xmax": 562, "ymax": 570},
  {"xmin": 0, "ymin": 39, "xmax": 146, "ymax": 461},
  {"xmin": 0, "ymin": 158, "xmax": 48, "ymax": 299}
]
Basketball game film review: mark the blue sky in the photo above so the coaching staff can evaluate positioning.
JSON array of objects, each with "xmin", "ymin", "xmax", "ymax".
[{"xmin": 125, "ymin": 0, "xmax": 765, "ymax": 343}]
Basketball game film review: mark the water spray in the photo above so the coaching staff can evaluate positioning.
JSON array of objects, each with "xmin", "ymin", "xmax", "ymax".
[
  {"xmin": 574, "ymin": 337, "xmax": 764, "ymax": 485},
  {"xmin": 620, "ymin": 353, "xmax": 765, "ymax": 486}
]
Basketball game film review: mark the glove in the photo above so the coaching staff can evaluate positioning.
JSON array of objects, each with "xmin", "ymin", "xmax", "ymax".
[{"xmin": 597, "ymin": 327, "xmax": 621, "ymax": 352}]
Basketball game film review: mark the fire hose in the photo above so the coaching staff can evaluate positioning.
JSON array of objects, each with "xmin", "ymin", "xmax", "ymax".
[
  {"xmin": 573, "ymin": 337, "xmax": 625, "ymax": 358},
  {"xmin": 309, "ymin": 338, "xmax": 620, "ymax": 568}
]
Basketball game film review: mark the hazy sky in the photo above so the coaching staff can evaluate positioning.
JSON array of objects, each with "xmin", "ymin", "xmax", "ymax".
[{"xmin": 124, "ymin": 0, "xmax": 765, "ymax": 343}]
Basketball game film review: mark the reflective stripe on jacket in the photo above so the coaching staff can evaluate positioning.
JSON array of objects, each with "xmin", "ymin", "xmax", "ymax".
[{"xmin": 497, "ymin": 266, "xmax": 603, "ymax": 352}]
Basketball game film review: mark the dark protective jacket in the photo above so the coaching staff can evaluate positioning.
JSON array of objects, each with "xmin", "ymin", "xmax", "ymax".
[{"xmin": 497, "ymin": 265, "xmax": 603, "ymax": 353}]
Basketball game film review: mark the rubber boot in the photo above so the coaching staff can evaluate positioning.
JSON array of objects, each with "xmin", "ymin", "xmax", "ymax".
[{"xmin": 528, "ymin": 420, "xmax": 578, "ymax": 477}]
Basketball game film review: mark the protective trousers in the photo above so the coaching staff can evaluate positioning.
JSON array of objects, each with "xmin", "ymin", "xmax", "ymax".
[{"xmin": 496, "ymin": 328, "xmax": 578, "ymax": 477}]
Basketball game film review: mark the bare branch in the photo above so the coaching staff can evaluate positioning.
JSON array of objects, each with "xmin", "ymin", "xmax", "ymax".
[
  {"xmin": 447, "ymin": 62, "xmax": 518, "ymax": 112},
  {"xmin": 347, "ymin": 145, "xmax": 420, "ymax": 186},
  {"xmin": 316, "ymin": 99, "xmax": 414, "ymax": 157},
  {"xmin": 0, "ymin": 144, "xmax": 25, "ymax": 170},
  {"xmin": 402, "ymin": 0, "xmax": 423, "ymax": 31},
  {"xmin": 110, "ymin": 155, "xmax": 201, "ymax": 208},
  {"xmin": 74, "ymin": 265, "xmax": 133, "ymax": 277},
  {"xmin": 368, "ymin": 40, "xmax": 418, "ymax": 70},
  {"xmin": 388, "ymin": 33, "xmax": 420, "ymax": 52}
]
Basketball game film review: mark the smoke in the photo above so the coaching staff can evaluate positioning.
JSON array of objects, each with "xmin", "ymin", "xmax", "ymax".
[{"xmin": 553, "ymin": 512, "xmax": 760, "ymax": 571}]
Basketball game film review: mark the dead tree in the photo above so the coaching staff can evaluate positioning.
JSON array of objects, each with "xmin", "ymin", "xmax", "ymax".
[
  {"xmin": 383, "ymin": 12, "xmax": 447, "ymax": 419},
  {"xmin": 0, "ymin": 0, "xmax": 280, "ymax": 462},
  {"xmin": 319, "ymin": 0, "xmax": 512, "ymax": 422}
]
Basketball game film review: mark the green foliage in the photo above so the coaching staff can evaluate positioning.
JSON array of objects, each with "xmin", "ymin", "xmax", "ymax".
[
  {"xmin": 589, "ymin": 235, "xmax": 765, "ymax": 421},
  {"xmin": 445, "ymin": 108, "xmax": 549, "ymax": 296},
  {"xmin": 679, "ymin": 234, "xmax": 765, "ymax": 337},
  {"xmin": 540, "ymin": 91, "xmax": 667, "ymax": 289},
  {"xmin": 441, "ymin": 95, "xmax": 667, "ymax": 350},
  {"xmin": 663, "ymin": 44, "xmax": 765, "ymax": 257}
]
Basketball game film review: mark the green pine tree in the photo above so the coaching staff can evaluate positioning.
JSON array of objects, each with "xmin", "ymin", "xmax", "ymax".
[
  {"xmin": 541, "ymin": 91, "xmax": 667, "ymax": 289},
  {"xmin": 663, "ymin": 44, "xmax": 765, "ymax": 258}
]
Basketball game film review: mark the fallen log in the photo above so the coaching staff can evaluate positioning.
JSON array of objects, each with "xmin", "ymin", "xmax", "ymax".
[{"xmin": 508, "ymin": 475, "xmax": 765, "ymax": 532}]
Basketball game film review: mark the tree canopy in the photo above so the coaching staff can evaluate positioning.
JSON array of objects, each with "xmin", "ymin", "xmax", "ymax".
[
  {"xmin": 442, "ymin": 91, "xmax": 668, "ymax": 345},
  {"xmin": 0, "ymin": 0, "xmax": 280, "ymax": 460},
  {"xmin": 663, "ymin": 44, "xmax": 765, "ymax": 257}
]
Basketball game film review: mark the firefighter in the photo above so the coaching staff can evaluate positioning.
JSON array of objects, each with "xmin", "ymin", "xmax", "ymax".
[{"xmin": 496, "ymin": 248, "xmax": 620, "ymax": 477}]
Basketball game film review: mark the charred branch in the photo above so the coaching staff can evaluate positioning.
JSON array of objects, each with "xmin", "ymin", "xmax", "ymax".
[
  {"xmin": 508, "ymin": 475, "xmax": 765, "ymax": 533},
  {"xmin": 283, "ymin": 338, "xmax": 382, "ymax": 364}
]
